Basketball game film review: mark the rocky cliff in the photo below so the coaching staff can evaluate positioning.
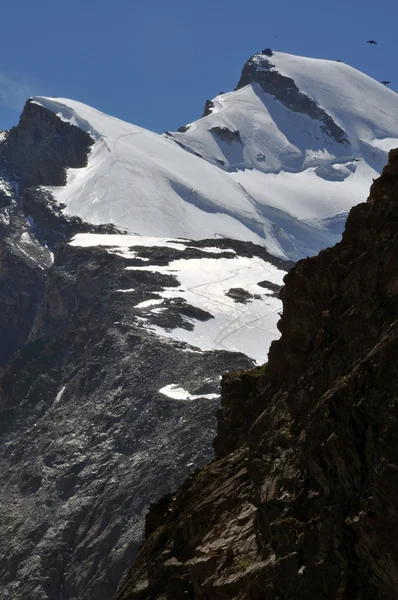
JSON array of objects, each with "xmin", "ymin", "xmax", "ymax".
[
  {"xmin": 114, "ymin": 150, "xmax": 398, "ymax": 600},
  {"xmin": 0, "ymin": 100, "xmax": 118, "ymax": 367}
]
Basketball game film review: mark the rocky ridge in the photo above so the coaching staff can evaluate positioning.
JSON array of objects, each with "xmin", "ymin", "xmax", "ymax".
[{"xmin": 113, "ymin": 150, "xmax": 398, "ymax": 600}]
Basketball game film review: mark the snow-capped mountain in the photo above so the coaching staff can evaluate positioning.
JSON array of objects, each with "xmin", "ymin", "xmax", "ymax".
[
  {"xmin": 31, "ymin": 50, "xmax": 398, "ymax": 260},
  {"xmin": 0, "ymin": 50, "xmax": 397, "ymax": 599}
]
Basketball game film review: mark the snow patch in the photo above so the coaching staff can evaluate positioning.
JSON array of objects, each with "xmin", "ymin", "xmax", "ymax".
[
  {"xmin": 53, "ymin": 385, "xmax": 66, "ymax": 406},
  {"xmin": 159, "ymin": 384, "xmax": 220, "ymax": 401},
  {"xmin": 135, "ymin": 298, "xmax": 164, "ymax": 308},
  {"xmin": 127, "ymin": 252, "xmax": 285, "ymax": 363}
]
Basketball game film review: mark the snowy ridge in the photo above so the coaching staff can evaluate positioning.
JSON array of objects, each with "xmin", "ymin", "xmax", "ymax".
[
  {"xmin": 174, "ymin": 51, "xmax": 398, "ymax": 172},
  {"xmin": 32, "ymin": 52, "xmax": 398, "ymax": 260}
]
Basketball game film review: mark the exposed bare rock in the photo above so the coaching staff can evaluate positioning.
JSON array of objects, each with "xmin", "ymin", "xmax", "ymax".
[
  {"xmin": 202, "ymin": 99, "xmax": 216, "ymax": 118},
  {"xmin": 209, "ymin": 126, "xmax": 242, "ymax": 144},
  {"xmin": 0, "ymin": 99, "xmax": 94, "ymax": 189},
  {"xmin": 113, "ymin": 151, "xmax": 398, "ymax": 600},
  {"xmin": 225, "ymin": 288, "xmax": 260, "ymax": 304}
]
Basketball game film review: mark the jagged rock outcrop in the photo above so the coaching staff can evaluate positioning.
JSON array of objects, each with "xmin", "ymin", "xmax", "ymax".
[
  {"xmin": 0, "ymin": 163, "xmax": 52, "ymax": 367},
  {"xmin": 0, "ymin": 99, "xmax": 94, "ymax": 189},
  {"xmin": 201, "ymin": 99, "xmax": 215, "ymax": 118},
  {"xmin": 114, "ymin": 150, "xmax": 398, "ymax": 600}
]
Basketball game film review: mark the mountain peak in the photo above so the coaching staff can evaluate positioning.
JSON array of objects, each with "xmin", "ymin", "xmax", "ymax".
[
  {"xmin": 235, "ymin": 50, "xmax": 350, "ymax": 146},
  {"xmin": 2, "ymin": 51, "xmax": 397, "ymax": 263}
]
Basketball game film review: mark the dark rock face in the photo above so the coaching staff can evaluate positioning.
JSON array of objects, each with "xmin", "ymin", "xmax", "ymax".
[
  {"xmin": 225, "ymin": 288, "xmax": 260, "ymax": 304},
  {"xmin": 236, "ymin": 54, "xmax": 349, "ymax": 146},
  {"xmin": 22, "ymin": 186, "xmax": 121, "ymax": 248},
  {"xmin": 0, "ymin": 99, "xmax": 94, "ymax": 189},
  {"xmin": 209, "ymin": 126, "xmax": 242, "ymax": 144},
  {"xmin": 0, "ymin": 213, "xmax": 50, "ymax": 366},
  {"xmin": 113, "ymin": 150, "xmax": 398, "ymax": 600},
  {"xmin": 201, "ymin": 99, "xmax": 215, "ymax": 118},
  {"xmin": 257, "ymin": 279, "xmax": 282, "ymax": 296},
  {"xmin": 0, "ymin": 102, "xmax": 117, "ymax": 366},
  {"xmin": 0, "ymin": 239, "xmax": 256, "ymax": 600},
  {"xmin": 0, "ymin": 165, "xmax": 52, "ymax": 367}
]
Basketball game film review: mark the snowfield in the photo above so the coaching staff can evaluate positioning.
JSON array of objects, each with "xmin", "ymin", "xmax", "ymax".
[
  {"xmin": 71, "ymin": 233, "xmax": 286, "ymax": 363},
  {"xmin": 32, "ymin": 51, "xmax": 398, "ymax": 261}
]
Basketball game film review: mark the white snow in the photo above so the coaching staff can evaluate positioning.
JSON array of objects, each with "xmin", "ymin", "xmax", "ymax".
[
  {"xmin": 298, "ymin": 566, "xmax": 306, "ymax": 576},
  {"xmin": 135, "ymin": 298, "xmax": 164, "ymax": 308},
  {"xmin": 126, "ymin": 250, "xmax": 284, "ymax": 363},
  {"xmin": 49, "ymin": 53, "xmax": 398, "ymax": 363},
  {"xmin": 53, "ymin": 385, "xmax": 66, "ymax": 407},
  {"xmin": 32, "ymin": 57, "xmax": 398, "ymax": 261},
  {"xmin": 71, "ymin": 233, "xmax": 235, "ymax": 256},
  {"xmin": 159, "ymin": 384, "xmax": 220, "ymax": 401},
  {"xmin": 34, "ymin": 96, "xmax": 263, "ymax": 248}
]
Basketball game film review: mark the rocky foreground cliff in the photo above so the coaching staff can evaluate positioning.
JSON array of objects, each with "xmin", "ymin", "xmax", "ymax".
[{"xmin": 114, "ymin": 150, "xmax": 398, "ymax": 600}]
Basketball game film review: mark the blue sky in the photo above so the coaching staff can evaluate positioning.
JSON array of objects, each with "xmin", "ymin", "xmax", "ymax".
[{"xmin": 0, "ymin": 0, "xmax": 396, "ymax": 132}]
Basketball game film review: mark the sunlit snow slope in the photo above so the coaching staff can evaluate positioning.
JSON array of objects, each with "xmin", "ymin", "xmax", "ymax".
[{"xmin": 32, "ymin": 51, "xmax": 398, "ymax": 261}]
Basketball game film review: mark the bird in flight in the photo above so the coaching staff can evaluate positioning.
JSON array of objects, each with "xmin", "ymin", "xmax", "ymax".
[
  {"xmin": 367, "ymin": 40, "xmax": 377, "ymax": 44},
  {"xmin": 381, "ymin": 81, "xmax": 391, "ymax": 85}
]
